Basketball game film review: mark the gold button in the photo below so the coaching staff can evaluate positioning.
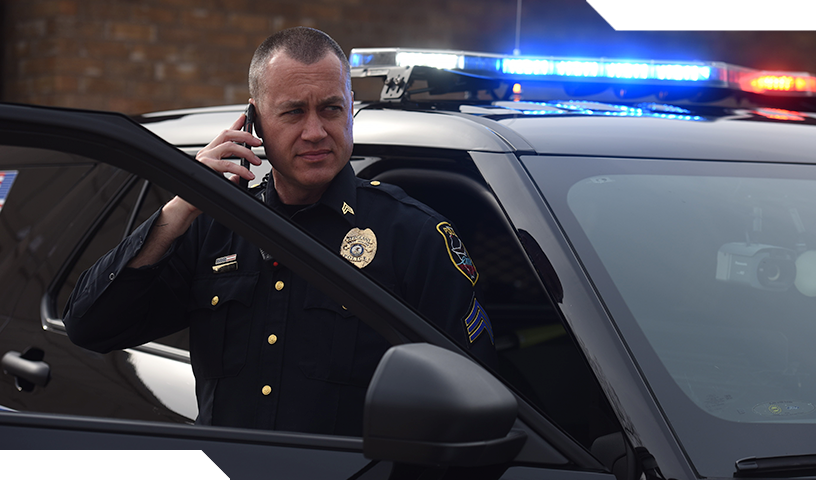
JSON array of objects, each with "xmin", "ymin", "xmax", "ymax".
[
  {"xmin": 370, "ymin": 181, "xmax": 381, "ymax": 186},
  {"xmin": 262, "ymin": 385, "xmax": 272, "ymax": 396},
  {"xmin": 342, "ymin": 305, "xmax": 347, "ymax": 310},
  {"xmin": 211, "ymin": 296, "xmax": 219, "ymax": 306},
  {"xmin": 275, "ymin": 281, "xmax": 284, "ymax": 291},
  {"xmin": 267, "ymin": 334, "xmax": 278, "ymax": 345}
]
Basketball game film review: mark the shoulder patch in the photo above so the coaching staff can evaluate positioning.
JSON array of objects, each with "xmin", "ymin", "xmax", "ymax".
[
  {"xmin": 464, "ymin": 297, "xmax": 493, "ymax": 344},
  {"xmin": 436, "ymin": 221, "xmax": 478, "ymax": 286}
]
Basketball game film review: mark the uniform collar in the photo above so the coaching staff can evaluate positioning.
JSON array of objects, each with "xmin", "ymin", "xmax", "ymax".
[{"xmin": 265, "ymin": 162, "xmax": 358, "ymax": 226}]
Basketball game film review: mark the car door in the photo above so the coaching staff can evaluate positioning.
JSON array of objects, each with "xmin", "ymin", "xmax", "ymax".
[{"xmin": 0, "ymin": 103, "xmax": 622, "ymax": 480}]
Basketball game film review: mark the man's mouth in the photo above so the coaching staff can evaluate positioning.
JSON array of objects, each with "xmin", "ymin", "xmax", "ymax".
[{"xmin": 298, "ymin": 149, "xmax": 332, "ymax": 162}]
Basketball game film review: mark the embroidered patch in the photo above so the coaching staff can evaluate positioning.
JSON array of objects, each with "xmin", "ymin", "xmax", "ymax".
[
  {"xmin": 436, "ymin": 222, "xmax": 478, "ymax": 286},
  {"xmin": 340, "ymin": 227, "xmax": 377, "ymax": 268},
  {"xmin": 464, "ymin": 297, "xmax": 493, "ymax": 344}
]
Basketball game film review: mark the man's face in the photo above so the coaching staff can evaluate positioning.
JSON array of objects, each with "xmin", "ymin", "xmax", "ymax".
[{"xmin": 252, "ymin": 52, "xmax": 353, "ymax": 204}]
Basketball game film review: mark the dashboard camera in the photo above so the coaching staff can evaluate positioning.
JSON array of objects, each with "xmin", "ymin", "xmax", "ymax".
[{"xmin": 716, "ymin": 243, "xmax": 797, "ymax": 291}]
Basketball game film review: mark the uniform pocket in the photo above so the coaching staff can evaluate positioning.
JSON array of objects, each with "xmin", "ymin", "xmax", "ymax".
[
  {"xmin": 298, "ymin": 285, "xmax": 362, "ymax": 385},
  {"xmin": 187, "ymin": 272, "xmax": 259, "ymax": 379},
  {"xmin": 298, "ymin": 285, "xmax": 390, "ymax": 387}
]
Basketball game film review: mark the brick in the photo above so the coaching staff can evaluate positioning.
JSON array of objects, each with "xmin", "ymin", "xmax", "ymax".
[
  {"xmin": 208, "ymin": 32, "xmax": 253, "ymax": 50},
  {"xmin": 84, "ymin": 41, "xmax": 130, "ymax": 59},
  {"xmin": 82, "ymin": 76, "xmax": 128, "ymax": 95},
  {"xmin": 226, "ymin": 14, "xmax": 270, "ymax": 33},
  {"xmin": 208, "ymin": 68, "xmax": 249, "ymax": 85},
  {"xmin": 303, "ymin": 5, "xmax": 343, "ymax": 21},
  {"xmin": 134, "ymin": 81, "xmax": 176, "ymax": 99},
  {"xmin": 14, "ymin": 20, "xmax": 49, "ymax": 38},
  {"xmin": 35, "ymin": 38, "xmax": 80, "ymax": 57},
  {"xmin": 19, "ymin": 57, "xmax": 57, "ymax": 76},
  {"xmin": 158, "ymin": 0, "xmax": 217, "ymax": 8},
  {"xmin": 164, "ymin": 63, "xmax": 201, "ymax": 82},
  {"xmin": 29, "ymin": 0, "xmax": 79, "ymax": 17},
  {"xmin": 132, "ymin": 5, "xmax": 178, "ymax": 24},
  {"xmin": 227, "ymin": 84, "xmax": 250, "ymax": 103},
  {"xmin": 177, "ymin": 47, "xmax": 238, "ymax": 66},
  {"xmin": 180, "ymin": 84, "xmax": 225, "ymax": 102},
  {"xmin": 180, "ymin": 9, "xmax": 226, "ymax": 30},
  {"xmin": 56, "ymin": 75, "xmax": 80, "ymax": 93},
  {"xmin": 109, "ymin": 22, "xmax": 157, "ymax": 42},
  {"xmin": 104, "ymin": 60, "xmax": 154, "ymax": 79},
  {"xmin": 51, "ymin": 56, "xmax": 104, "ymax": 76},
  {"xmin": 81, "ymin": 2, "xmax": 134, "ymax": 21},
  {"xmin": 51, "ymin": 17, "xmax": 106, "ymax": 39},
  {"xmin": 157, "ymin": 27, "xmax": 204, "ymax": 44}
]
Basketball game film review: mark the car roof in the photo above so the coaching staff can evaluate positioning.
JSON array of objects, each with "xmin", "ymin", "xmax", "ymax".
[{"xmin": 137, "ymin": 101, "xmax": 816, "ymax": 164}]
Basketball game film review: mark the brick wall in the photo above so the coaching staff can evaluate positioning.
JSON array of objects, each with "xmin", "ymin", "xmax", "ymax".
[
  {"xmin": 1, "ymin": 0, "xmax": 515, "ymax": 114},
  {"xmin": 3, "ymin": 0, "xmax": 816, "ymax": 115}
]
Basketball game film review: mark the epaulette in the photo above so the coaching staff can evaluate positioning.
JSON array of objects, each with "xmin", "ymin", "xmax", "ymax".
[{"xmin": 358, "ymin": 178, "xmax": 444, "ymax": 220}]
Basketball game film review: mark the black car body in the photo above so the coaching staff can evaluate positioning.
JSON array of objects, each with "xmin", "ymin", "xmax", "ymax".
[{"xmin": 1, "ymin": 48, "xmax": 816, "ymax": 479}]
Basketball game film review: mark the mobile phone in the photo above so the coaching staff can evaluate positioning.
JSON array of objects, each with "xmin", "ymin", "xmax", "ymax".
[{"xmin": 239, "ymin": 103, "xmax": 256, "ymax": 190}]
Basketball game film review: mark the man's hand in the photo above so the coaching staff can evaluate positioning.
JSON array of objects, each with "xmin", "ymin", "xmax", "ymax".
[
  {"xmin": 196, "ymin": 113, "xmax": 264, "ymax": 187},
  {"xmin": 127, "ymin": 114, "xmax": 264, "ymax": 268}
]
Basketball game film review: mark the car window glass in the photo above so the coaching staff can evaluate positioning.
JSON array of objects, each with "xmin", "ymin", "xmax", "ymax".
[
  {"xmin": 51, "ymin": 176, "xmax": 188, "ymax": 350},
  {"xmin": 527, "ymin": 156, "xmax": 816, "ymax": 477},
  {"xmin": 56, "ymin": 179, "xmax": 142, "ymax": 315},
  {"xmin": 364, "ymin": 159, "xmax": 621, "ymax": 450},
  {"xmin": 0, "ymin": 147, "xmax": 96, "ymax": 333},
  {"xmin": 0, "ymin": 147, "xmax": 195, "ymax": 424}
]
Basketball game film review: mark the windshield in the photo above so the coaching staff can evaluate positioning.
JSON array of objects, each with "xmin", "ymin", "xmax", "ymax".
[{"xmin": 525, "ymin": 156, "xmax": 816, "ymax": 477}]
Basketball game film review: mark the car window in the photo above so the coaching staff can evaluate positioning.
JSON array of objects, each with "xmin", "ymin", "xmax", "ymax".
[
  {"xmin": 361, "ymin": 156, "xmax": 621, "ymax": 451},
  {"xmin": 0, "ymin": 146, "xmax": 192, "ymax": 422},
  {"xmin": 51, "ymin": 176, "xmax": 188, "ymax": 351},
  {"xmin": 528, "ymin": 155, "xmax": 816, "ymax": 477},
  {"xmin": 0, "ymin": 147, "xmax": 97, "ymax": 335}
]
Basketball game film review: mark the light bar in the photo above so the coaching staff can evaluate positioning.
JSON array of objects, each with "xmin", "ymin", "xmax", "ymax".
[
  {"xmin": 738, "ymin": 71, "xmax": 816, "ymax": 95},
  {"xmin": 501, "ymin": 58, "xmax": 712, "ymax": 82},
  {"xmin": 351, "ymin": 48, "xmax": 726, "ymax": 87},
  {"xmin": 350, "ymin": 48, "xmax": 816, "ymax": 98},
  {"xmin": 396, "ymin": 52, "xmax": 463, "ymax": 70}
]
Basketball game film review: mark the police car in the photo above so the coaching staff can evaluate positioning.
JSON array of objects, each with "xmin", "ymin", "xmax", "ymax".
[{"xmin": 1, "ymin": 47, "xmax": 816, "ymax": 479}]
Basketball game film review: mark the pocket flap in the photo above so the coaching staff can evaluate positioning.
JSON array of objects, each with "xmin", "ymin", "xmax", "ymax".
[
  {"xmin": 188, "ymin": 272, "xmax": 259, "ymax": 311},
  {"xmin": 304, "ymin": 284, "xmax": 355, "ymax": 318}
]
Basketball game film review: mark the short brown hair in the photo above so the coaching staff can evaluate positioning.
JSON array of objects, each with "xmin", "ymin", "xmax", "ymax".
[{"xmin": 248, "ymin": 27, "xmax": 350, "ymax": 99}]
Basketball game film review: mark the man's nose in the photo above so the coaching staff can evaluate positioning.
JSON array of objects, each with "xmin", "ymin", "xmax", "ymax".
[{"xmin": 301, "ymin": 112, "xmax": 327, "ymax": 142}]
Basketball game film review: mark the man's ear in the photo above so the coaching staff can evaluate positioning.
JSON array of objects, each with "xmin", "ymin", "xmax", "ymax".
[{"xmin": 249, "ymin": 98, "xmax": 264, "ymax": 139}]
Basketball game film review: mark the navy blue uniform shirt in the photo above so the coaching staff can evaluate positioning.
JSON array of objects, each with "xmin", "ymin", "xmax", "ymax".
[{"xmin": 64, "ymin": 163, "xmax": 496, "ymax": 436}]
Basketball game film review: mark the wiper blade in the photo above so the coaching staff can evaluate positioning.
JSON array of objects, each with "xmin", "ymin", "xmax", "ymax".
[{"xmin": 736, "ymin": 454, "xmax": 816, "ymax": 478}]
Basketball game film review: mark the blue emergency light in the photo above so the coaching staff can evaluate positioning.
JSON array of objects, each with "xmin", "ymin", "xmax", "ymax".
[{"xmin": 350, "ymin": 47, "xmax": 816, "ymax": 98}]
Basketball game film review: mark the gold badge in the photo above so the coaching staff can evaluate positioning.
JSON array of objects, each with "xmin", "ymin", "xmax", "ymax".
[{"xmin": 340, "ymin": 227, "xmax": 377, "ymax": 268}]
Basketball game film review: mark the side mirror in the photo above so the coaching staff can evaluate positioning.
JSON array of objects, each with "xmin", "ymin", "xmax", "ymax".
[{"xmin": 363, "ymin": 343, "xmax": 526, "ymax": 467}]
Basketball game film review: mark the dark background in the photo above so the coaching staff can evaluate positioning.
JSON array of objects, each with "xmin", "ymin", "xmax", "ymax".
[{"xmin": 3, "ymin": 0, "xmax": 815, "ymax": 114}]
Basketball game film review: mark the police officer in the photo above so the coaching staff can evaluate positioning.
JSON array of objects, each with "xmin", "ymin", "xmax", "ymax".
[{"xmin": 64, "ymin": 27, "xmax": 495, "ymax": 436}]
